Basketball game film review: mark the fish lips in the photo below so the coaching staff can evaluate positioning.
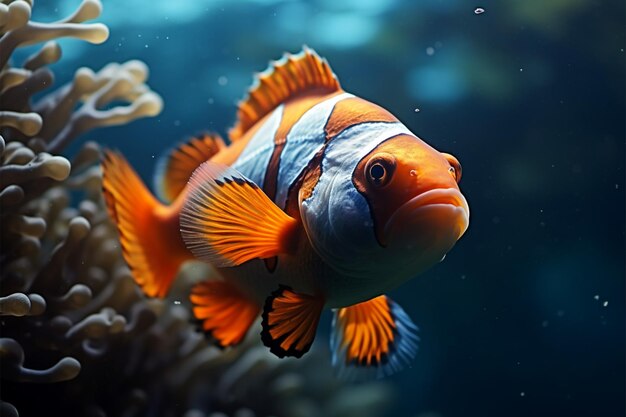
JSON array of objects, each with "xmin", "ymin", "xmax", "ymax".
[{"xmin": 383, "ymin": 188, "xmax": 470, "ymax": 256}]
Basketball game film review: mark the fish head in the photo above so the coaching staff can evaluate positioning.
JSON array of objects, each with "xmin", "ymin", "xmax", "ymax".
[
  {"xmin": 354, "ymin": 134, "xmax": 469, "ymax": 277},
  {"xmin": 299, "ymin": 132, "xmax": 469, "ymax": 290}
]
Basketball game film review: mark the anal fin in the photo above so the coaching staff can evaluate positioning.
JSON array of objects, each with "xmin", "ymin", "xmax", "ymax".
[
  {"xmin": 261, "ymin": 286, "xmax": 324, "ymax": 358},
  {"xmin": 190, "ymin": 280, "xmax": 260, "ymax": 347},
  {"xmin": 331, "ymin": 295, "xmax": 419, "ymax": 379}
]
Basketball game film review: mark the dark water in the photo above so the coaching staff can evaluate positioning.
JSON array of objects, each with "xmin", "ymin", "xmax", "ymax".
[{"xmin": 24, "ymin": 1, "xmax": 625, "ymax": 416}]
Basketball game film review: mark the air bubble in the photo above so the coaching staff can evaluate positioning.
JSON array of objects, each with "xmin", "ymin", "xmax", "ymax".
[{"xmin": 474, "ymin": 7, "xmax": 485, "ymax": 15}]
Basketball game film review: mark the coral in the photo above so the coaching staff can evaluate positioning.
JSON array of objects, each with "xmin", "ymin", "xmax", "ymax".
[
  {"xmin": 0, "ymin": 0, "xmax": 162, "ymax": 153},
  {"xmin": 0, "ymin": 1, "xmax": 392, "ymax": 416}
]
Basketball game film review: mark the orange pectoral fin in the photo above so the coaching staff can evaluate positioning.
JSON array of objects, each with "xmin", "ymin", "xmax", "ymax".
[
  {"xmin": 190, "ymin": 280, "xmax": 260, "ymax": 347},
  {"xmin": 154, "ymin": 132, "xmax": 226, "ymax": 203},
  {"xmin": 180, "ymin": 162, "xmax": 298, "ymax": 267},
  {"xmin": 261, "ymin": 286, "xmax": 324, "ymax": 358},
  {"xmin": 331, "ymin": 295, "xmax": 419, "ymax": 379}
]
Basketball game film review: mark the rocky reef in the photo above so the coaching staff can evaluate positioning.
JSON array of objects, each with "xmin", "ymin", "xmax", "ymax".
[{"xmin": 0, "ymin": 1, "xmax": 392, "ymax": 416}]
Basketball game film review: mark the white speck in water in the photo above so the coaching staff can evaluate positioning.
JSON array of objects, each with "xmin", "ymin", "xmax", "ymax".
[
  {"xmin": 603, "ymin": 301, "xmax": 608, "ymax": 307},
  {"xmin": 414, "ymin": 108, "xmax": 420, "ymax": 113},
  {"xmin": 594, "ymin": 294, "xmax": 600, "ymax": 300},
  {"xmin": 151, "ymin": 155, "xmax": 155, "ymax": 159},
  {"xmin": 218, "ymin": 76, "xmax": 228, "ymax": 86},
  {"xmin": 519, "ymin": 68, "xmax": 524, "ymax": 72},
  {"xmin": 174, "ymin": 300, "xmax": 181, "ymax": 305},
  {"xmin": 426, "ymin": 47, "xmax": 435, "ymax": 56},
  {"xmin": 166, "ymin": 36, "xmax": 170, "ymax": 40},
  {"xmin": 145, "ymin": 44, "xmax": 149, "ymax": 48},
  {"xmin": 474, "ymin": 7, "xmax": 485, "ymax": 15},
  {"xmin": 520, "ymin": 392, "xmax": 526, "ymax": 397},
  {"xmin": 615, "ymin": 184, "xmax": 619, "ymax": 189},
  {"xmin": 138, "ymin": 34, "xmax": 142, "ymax": 38}
]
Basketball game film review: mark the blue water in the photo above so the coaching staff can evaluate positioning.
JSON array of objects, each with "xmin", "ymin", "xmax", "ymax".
[{"xmin": 24, "ymin": 1, "xmax": 626, "ymax": 416}]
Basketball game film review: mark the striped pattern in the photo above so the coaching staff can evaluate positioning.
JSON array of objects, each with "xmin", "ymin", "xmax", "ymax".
[
  {"xmin": 232, "ymin": 105, "xmax": 284, "ymax": 187},
  {"xmin": 231, "ymin": 92, "xmax": 409, "ymax": 216},
  {"xmin": 274, "ymin": 92, "xmax": 353, "ymax": 208},
  {"xmin": 228, "ymin": 87, "xmax": 419, "ymax": 275},
  {"xmin": 298, "ymin": 122, "xmax": 415, "ymax": 278}
]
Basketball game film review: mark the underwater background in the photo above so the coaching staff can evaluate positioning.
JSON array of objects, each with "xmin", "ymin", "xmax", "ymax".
[{"xmin": 1, "ymin": 0, "xmax": 624, "ymax": 416}]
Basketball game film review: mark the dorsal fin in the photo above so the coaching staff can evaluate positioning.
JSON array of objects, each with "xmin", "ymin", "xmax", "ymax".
[
  {"xmin": 229, "ymin": 46, "xmax": 342, "ymax": 142},
  {"xmin": 154, "ymin": 133, "xmax": 225, "ymax": 203}
]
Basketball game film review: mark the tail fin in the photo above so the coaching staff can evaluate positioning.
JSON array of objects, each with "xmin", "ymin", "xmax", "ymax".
[{"xmin": 102, "ymin": 150, "xmax": 191, "ymax": 298}]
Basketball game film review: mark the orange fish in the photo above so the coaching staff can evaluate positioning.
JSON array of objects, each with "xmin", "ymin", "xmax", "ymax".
[{"xmin": 102, "ymin": 47, "xmax": 469, "ymax": 378}]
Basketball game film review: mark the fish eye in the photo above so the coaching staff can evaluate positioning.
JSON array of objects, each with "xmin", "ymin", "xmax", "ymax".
[
  {"xmin": 371, "ymin": 164, "xmax": 385, "ymax": 180},
  {"xmin": 365, "ymin": 153, "xmax": 396, "ymax": 187}
]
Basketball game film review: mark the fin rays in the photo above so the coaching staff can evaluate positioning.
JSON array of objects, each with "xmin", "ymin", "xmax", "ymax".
[
  {"xmin": 331, "ymin": 295, "xmax": 419, "ymax": 379},
  {"xmin": 261, "ymin": 286, "xmax": 324, "ymax": 358},
  {"xmin": 230, "ymin": 47, "xmax": 341, "ymax": 142},
  {"xmin": 180, "ymin": 162, "xmax": 298, "ymax": 267},
  {"xmin": 154, "ymin": 133, "xmax": 226, "ymax": 203}
]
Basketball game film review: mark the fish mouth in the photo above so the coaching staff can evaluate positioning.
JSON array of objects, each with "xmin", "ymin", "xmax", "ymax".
[{"xmin": 384, "ymin": 188, "xmax": 470, "ymax": 243}]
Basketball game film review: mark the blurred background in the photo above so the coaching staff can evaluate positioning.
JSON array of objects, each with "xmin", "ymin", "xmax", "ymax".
[{"xmin": 19, "ymin": 0, "xmax": 625, "ymax": 416}]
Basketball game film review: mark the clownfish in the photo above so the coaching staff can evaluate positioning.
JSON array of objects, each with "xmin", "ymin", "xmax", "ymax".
[{"xmin": 102, "ymin": 47, "xmax": 469, "ymax": 378}]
